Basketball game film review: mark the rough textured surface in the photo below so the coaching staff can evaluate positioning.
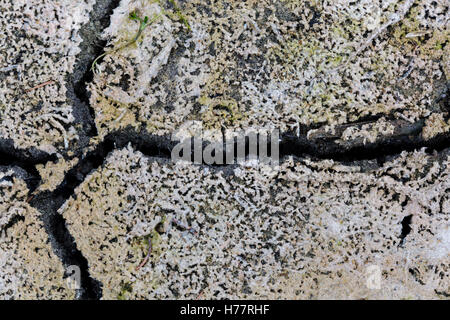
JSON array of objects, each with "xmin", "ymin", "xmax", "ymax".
[
  {"xmin": 61, "ymin": 146, "xmax": 449, "ymax": 299},
  {"xmin": 0, "ymin": 167, "xmax": 74, "ymax": 299},
  {"xmin": 0, "ymin": 0, "xmax": 449, "ymax": 300},
  {"xmin": 90, "ymin": 0, "xmax": 449, "ymax": 141},
  {"xmin": 0, "ymin": 0, "xmax": 96, "ymax": 154}
]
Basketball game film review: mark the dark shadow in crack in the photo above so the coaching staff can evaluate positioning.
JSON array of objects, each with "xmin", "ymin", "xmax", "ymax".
[
  {"xmin": 399, "ymin": 214, "xmax": 413, "ymax": 247},
  {"xmin": 30, "ymin": 192, "xmax": 103, "ymax": 300},
  {"xmin": 0, "ymin": 138, "xmax": 57, "ymax": 192},
  {"xmin": 280, "ymin": 128, "xmax": 450, "ymax": 165},
  {"xmin": 65, "ymin": 0, "xmax": 123, "ymax": 153},
  {"xmin": 26, "ymin": 0, "xmax": 125, "ymax": 300}
]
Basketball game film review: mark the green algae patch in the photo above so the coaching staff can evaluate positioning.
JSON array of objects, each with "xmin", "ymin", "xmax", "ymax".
[
  {"xmin": 117, "ymin": 281, "xmax": 134, "ymax": 300},
  {"xmin": 198, "ymin": 97, "xmax": 244, "ymax": 129},
  {"xmin": 390, "ymin": 5, "xmax": 448, "ymax": 60}
]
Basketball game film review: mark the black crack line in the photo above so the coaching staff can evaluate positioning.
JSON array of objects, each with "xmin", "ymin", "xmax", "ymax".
[
  {"xmin": 19, "ymin": 122, "xmax": 450, "ymax": 210},
  {"xmin": 294, "ymin": 109, "xmax": 422, "ymax": 134},
  {"xmin": 22, "ymin": 0, "xmax": 124, "ymax": 301},
  {"xmin": 29, "ymin": 193, "xmax": 102, "ymax": 300},
  {"xmin": 26, "ymin": 124, "xmax": 450, "ymax": 219},
  {"xmin": 23, "ymin": 118, "xmax": 450, "ymax": 219},
  {"xmin": 0, "ymin": 138, "xmax": 57, "ymax": 192},
  {"xmin": 65, "ymin": 0, "xmax": 123, "ymax": 153},
  {"xmin": 106, "ymin": 123, "xmax": 450, "ymax": 167},
  {"xmin": 281, "ymin": 127, "xmax": 450, "ymax": 166}
]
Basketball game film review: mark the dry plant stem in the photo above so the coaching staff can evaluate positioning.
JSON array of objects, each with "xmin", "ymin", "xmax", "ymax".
[
  {"xmin": 91, "ymin": 15, "xmax": 160, "ymax": 73},
  {"xmin": 25, "ymin": 80, "xmax": 55, "ymax": 93},
  {"xmin": 196, "ymin": 290, "xmax": 204, "ymax": 299},
  {"xmin": 136, "ymin": 239, "xmax": 152, "ymax": 271},
  {"xmin": 26, "ymin": 194, "xmax": 35, "ymax": 203}
]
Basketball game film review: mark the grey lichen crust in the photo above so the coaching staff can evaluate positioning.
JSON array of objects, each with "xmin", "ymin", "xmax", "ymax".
[
  {"xmin": 0, "ymin": 167, "xmax": 74, "ymax": 299},
  {"xmin": 1, "ymin": 0, "xmax": 449, "ymax": 300},
  {"xmin": 91, "ymin": 0, "xmax": 448, "ymax": 141},
  {"xmin": 0, "ymin": 0, "xmax": 95, "ymax": 153},
  {"xmin": 61, "ymin": 147, "xmax": 449, "ymax": 299}
]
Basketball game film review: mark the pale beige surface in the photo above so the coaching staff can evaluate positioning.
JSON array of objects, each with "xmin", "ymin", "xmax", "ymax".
[
  {"xmin": 61, "ymin": 147, "xmax": 449, "ymax": 299},
  {"xmin": 0, "ymin": 0, "xmax": 448, "ymax": 300},
  {"xmin": 0, "ymin": 168, "xmax": 75, "ymax": 299},
  {"xmin": 0, "ymin": 0, "xmax": 95, "ymax": 153}
]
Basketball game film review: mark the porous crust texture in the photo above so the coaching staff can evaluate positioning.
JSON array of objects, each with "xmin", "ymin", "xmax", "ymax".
[
  {"xmin": 0, "ymin": 168, "xmax": 74, "ymax": 299},
  {"xmin": 0, "ymin": 0, "xmax": 449, "ymax": 300},
  {"xmin": 0, "ymin": 0, "xmax": 96, "ymax": 153},
  {"xmin": 90, "ymin": 0, "xmax": 448, "ymax": 141},
  {"xmin": 61, "ymin": 146, "xmax": 449, "ymax": 299}
]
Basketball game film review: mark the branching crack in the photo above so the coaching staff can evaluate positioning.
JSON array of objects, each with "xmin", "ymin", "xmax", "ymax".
[
  {"xmin": 27, "ymin": 0, "xmax": 125, "ymax": 300},
  {"xmin": 0, "ymin": 138, "xmax": 57, "ymax": 192},
  {"xmin": 1, "ymin": 0, "xmax": 449, "ymax": 301},
  {"xmin": 66, "ymin": 0, "xmax": 123, "ymax": 147}
]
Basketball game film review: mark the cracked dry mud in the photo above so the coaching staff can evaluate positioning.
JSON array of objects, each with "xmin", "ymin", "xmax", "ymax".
[{"xmin": 0, "ymin": 0, "xmax": 449, "ymax": 300}]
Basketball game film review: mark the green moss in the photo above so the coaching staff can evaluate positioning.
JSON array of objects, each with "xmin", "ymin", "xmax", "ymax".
[
  {"xmin": 198, "ymin": 95, "xmax": 211, "ymax": 106},
  {"xmin": 132, "ymin": 234, "xmax": 150, "ymax": 252},
  {"xmin": 91, "ymin": 12, "xmax": 161, "ymax": 73},
  {"xmin": 132, "ymin": 230, "xmax": 162, "ymax": 259},
  {"xmin": 167, "ymin": 0, "xmax": 191, "ymax": 31},
  {"xmin": 389, "ymin": 5, "xmax": 446, "ymax": 59},
  {"xmin": 117, "ymin": 281, "xmax": 133, "ymax": 300},
  {"xmin": 93, "ymin": 94, "xmax": 139, "ymax": 134},
  {"xmin": 151, "ymin": 230, "xmax": 162, "ymax": 255},
  {"xmin": 199, "ymin": 97, "xmax": 244, "ymax": 129},
  {"xmin": 268, "ymin": 37, "xmax": 346, "ymax": 80},
  {"xmin": 392, "ymin": 9, "xmax": 448, "ymax": 60}
]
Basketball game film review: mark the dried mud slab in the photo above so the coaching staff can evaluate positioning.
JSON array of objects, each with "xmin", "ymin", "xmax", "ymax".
[
  {"xmin": 0, "ymin": 167, "xmax": 74, "ymax": 299},
  {"xmin": 1, "ymin": 0, "xmax": 449, "ymax": 300},
  {"xmin": 61, "ymin": 147, "xmax": 449, "ymax": 299},
  {"xmin": 90, "ymin": 0, "xmax": 449, "ymax": 142},
  {"xmin": 0, "ymin": 0, "xmax": 101, "ymax": 155}
]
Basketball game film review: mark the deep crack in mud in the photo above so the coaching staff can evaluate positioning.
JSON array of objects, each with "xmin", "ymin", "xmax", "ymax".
[
  {"xmin": 28, "ymin": 0, "xmax": 124, "ymax": 300},
  {"xmin": 1, "ymin": 0, "xmax": 449, "ymax": 300},
  {"xmin": 0, "ymin": 139, "xmax": 57, "ymax": 191},
  {"xmin": 66, "ymin": 0, "xmax": 123, "ymax": 145}
]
